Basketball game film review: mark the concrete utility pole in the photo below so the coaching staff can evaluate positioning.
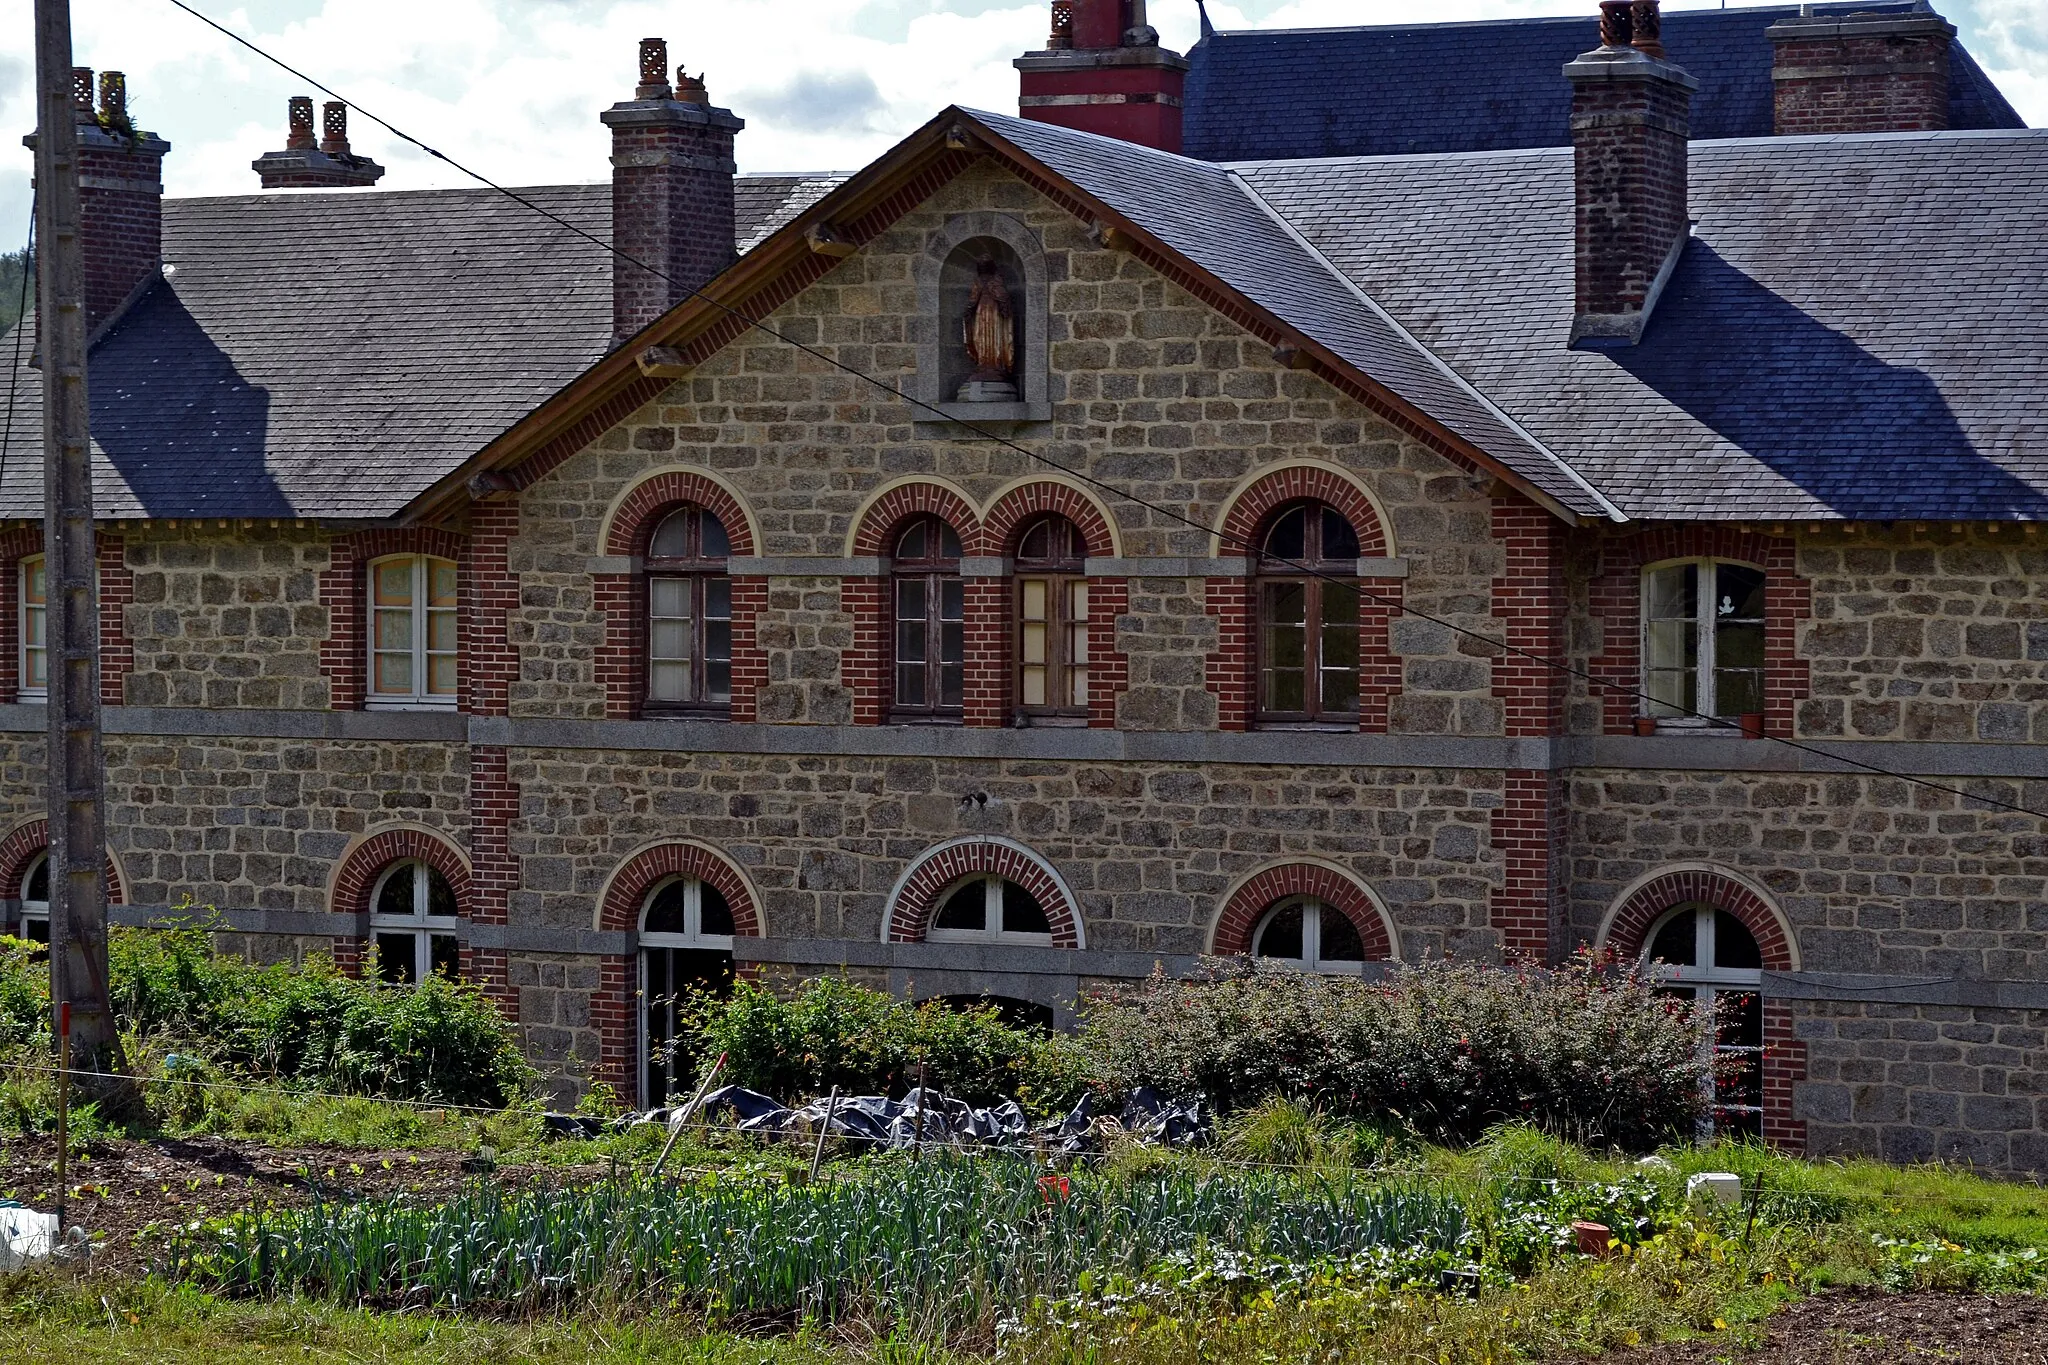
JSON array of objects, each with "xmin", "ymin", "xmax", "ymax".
[{"xmin": 33, "ymin": 0, "xmax": 123, "ymax": 1084}]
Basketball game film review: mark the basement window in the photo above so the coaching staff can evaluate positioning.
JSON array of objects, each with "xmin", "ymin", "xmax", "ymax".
[
  {"xmin": 367, "ymin": 860, "xmax": 461, "ymax": 986},
  {"xmin": 1252, "ymin": 897, "xmax": 1367, "ymax": 975},
  {"xmin": 928, "ymin": 874, "xmax": 1054, "ymax": 946}
]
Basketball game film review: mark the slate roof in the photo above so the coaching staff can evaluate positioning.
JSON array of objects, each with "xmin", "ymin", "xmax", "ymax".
[
  {"xmin": 0, "ymin": 174, "xmax": 839, "ymax": 520},
  {"xmin": 1183, "ymin": 2, "xmax": 2024, "ymax": 163}
]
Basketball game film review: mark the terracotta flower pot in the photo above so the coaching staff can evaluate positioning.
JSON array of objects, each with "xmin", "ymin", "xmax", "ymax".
[
  {"xmin": 1634, "ymin": 717, "xmax": 1659, "ymax": 737},
  {"xmin": 1572, "ymin": 1220, "xmax": 1613, "ymax": 1258}
]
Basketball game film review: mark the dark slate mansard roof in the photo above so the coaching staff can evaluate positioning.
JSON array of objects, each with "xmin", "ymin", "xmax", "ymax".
[
  {"xmin": 974, "ymin": 109, "xmax": 2048, "ymax": 523},
  {"xmin": 0, "ymin": 174, "xmax": 840, "ymax": 521},
  {"xmin": 1182, "ymin": 1, "xmax": 2024, "ymax": 162}
]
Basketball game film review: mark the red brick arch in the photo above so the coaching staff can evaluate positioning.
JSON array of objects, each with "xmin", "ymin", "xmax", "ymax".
[
  {"xmin": 1598, "ymin": 867, "xmax": 1796, "ymax": 971},
  {"xmin": 329, "ymin": 827, "xmax": 471, "ymax": 920},
  {"xmin": 1212, "ymin": 862, "xmax": 1394, "ymax": 960},
  {"xmin": 980, "ymin": 481, "xmax": 1117, "ymax": 557},
  {"xmin": 598, "ymin": 841, "xmax": 762, "ymax": 936},
  {"xmin": 849, "ymin": 482, "xmax": 981, "ymax": 556},
  {"xmin": 0, "ymin": 819, "xmax": 127, "ymax": 905},
  {"xmin": 595, "ymin": 471, "xmax": 765, "ymax": 721},
  {"xmin": 885, "ymin": 838, "xmax": 1082, "ymax": 948},
  {"xmin": 602, "ymin": 471, "xmax": 758, "ymax": 558},
  {"xmin": 1217, "ymin": 465, "xmax": 1390, "ymax": 559}
]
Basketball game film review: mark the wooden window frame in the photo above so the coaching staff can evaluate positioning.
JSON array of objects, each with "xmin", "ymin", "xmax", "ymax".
[
  {"xmin": 1641, "ymin": 557, "xmax": 1767, "ymax": 729},
  {"xmin": 1253, "ymin": 501, "xmax": 1362, "ymax": 728},
  {"xmin": 17, "ymin": 555, "xmax": 46, "ymax": 703},
  {"xmin": 1013, "ymin": 515, "xmax": 1089, "ymax": 725},
  {"xmin": 366, "ymin": 859, "xmax": 462, "ymax": 986},
  {"xmin": 643, "ymin": 506, "xmax": 734, "ymax": 719},
  {"xmin": 927, "ymin": 872, "xmax": 1055, "ymax": 947},
  {"xmin": 366, "ymin": 553, "xmax": 460, "ymax": 710},
  {"xmin": 640, "ymin": 875, "xmax": 737, "ymax": 1107},
  {"xmin": 890, "ymin": 515, "xmax": 965, "ymax": 724},
  {"xmin": 15, "ymin": 851, "xmax": 48, "ymax": 944}
]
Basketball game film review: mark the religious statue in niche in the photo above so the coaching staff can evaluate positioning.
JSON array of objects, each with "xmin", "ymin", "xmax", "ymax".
[{"xmin": 958, "ymin": 255, "xmax": 1019, "ymax": 402}]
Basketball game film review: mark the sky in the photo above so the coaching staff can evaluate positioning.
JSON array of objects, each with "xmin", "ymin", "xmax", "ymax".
[{"xmin": 0, "ymin": 0, "xmax": 2043, "ymax": 252}]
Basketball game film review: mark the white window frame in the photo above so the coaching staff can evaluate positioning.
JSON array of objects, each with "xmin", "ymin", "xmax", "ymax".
[
  {"xmin": 640, "ymin": 876, "xmax": 737, "ymax": 1108},
  {"xmin": 366, "ymin": 860, "xmax": 462, "ymax": 986},
  {"xmin": 366, "ymin": 553, "xmax": 459, "ymax": 711},
  {"xmin": 15, "ymin": 850, "xmax": 49, "ymax": 944},
  {"xmin": 1640, "ymin": 556, "xmax": 1766, "ymax": 731},
  {"xmin": 927, "ymin": 872, "xmax": 1055, "ymax": 946},
  {"xmin": 1251, "ymin": 895, "xmax": 1369, "ymax": 975},
  {"xmin": 1642, "ymin": 905, "xmax": 1766, "ymax": 1137},
  {"xmin": 18, "ymin": 554, "xmax": 48, "ymax": 704}
]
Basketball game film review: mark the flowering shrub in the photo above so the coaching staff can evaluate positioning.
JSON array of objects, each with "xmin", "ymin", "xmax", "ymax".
[{"xmin": 1079, "ymin": 954, "xmax": 1715, "ymax": 1149}]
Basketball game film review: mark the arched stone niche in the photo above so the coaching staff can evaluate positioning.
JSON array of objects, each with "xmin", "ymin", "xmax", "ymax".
[{"xmin": 914, "ymin": 213, "xmax": 1051, "ymax": 431}]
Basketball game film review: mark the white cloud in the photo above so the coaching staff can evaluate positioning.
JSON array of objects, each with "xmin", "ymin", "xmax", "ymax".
[{"xmin": 0, "ymin": 0, "xmax": 2042, "ymax": 252}]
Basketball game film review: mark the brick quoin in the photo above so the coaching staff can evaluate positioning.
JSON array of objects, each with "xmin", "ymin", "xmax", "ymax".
[
  {"xmin": 329, "ymin": 828, "xmax": 472, "ymax": 981},
  {"xmin": 846, "ymin": 484, "xmax": 982, "ymax": 725},
  {"xmin": 885, "ymin": 839, "xmax": 1080, "ymax": 948},
  {"xmin": 97, "ymin": 535, "xmax": 135, "ymax": 706},
  {"xmin": 318, "ymin": 526, "xmax": 469, "ymax": 710},
  {"xmin": 594, "ymin": 842, "xmax": 761, "ymax": 1095},
  {"xmin": 0, "ymin": 819, "xmax": 127, "ymax": 904},
  {"xmin": 1487, "ymin": 502, "xmax": 1567, "ymax": 961},
  {"xmin": 1602, "ymin": 867, "xmax": 1806, "ymax": 1150},
  {"xmin": 1207, "ymin": 467, "xmax": 1396, "ymax": 732},
  {"xmin": 1211, "ymin": 864, "xmax": 1394, "ymax": 960},
  {"xmin": 598, "ymin": 472, "xmax": 762, "ymax": 721},
  {"xmin": 1490, "ymin": 770, "xmax": 1561, "ymax": 962},
  {"xmin": 1588, "ymin": 526, "xmax": 1808, "ymax": 737}
]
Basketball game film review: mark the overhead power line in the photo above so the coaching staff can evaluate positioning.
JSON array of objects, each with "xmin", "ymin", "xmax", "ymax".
[{"xmin": 150, "ymin": 0, "xmax": 2048, "ymax": 824}]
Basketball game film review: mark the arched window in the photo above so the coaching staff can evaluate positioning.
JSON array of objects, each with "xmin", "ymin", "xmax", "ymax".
[
  {"xmin": 645, "ymin": 506, "xmax": 733, "ymax": 715},
  {"xmin": 1014, "ymin": 515, "xmax": 1089, "ymax": 722},
  {"xmin": 18, "ymin": 554, "xmax": 47, "ymax": 703},
  {"xmin": 367, "ymin": 554, "xmax": 458, "ymax": 708},
  {"xmin": 1251, "ymin": 896, "xmax": 1366, "ymax": 974},
  {"xmin": 930, "ymin": 873, "xmax": 1053, "ymax": 945},
  {"xmin": 16, "ymin": 851, "xmax": 48, "ymax": 945},
  {"xmin": 367, "ymin": 860, "xmax": 461, "ymax": 985},
  {"xmin": 1255, "ymin": 502, "xmax": 1360, "ymax": 726},
  {"xmin": 1643, "ymin": 905, "xmax": 1765, "ymax": 1138},
  {"xmin": 1642, "ymin": 559, "xmax": 1765, "ymax": 727},
  {"xmin": 640, "ymin": 876, "xmax": 736, "ymax": 1106},
  {"xmin": 892, "ymin": 516, "xmax": 964, "ymax": 721}
]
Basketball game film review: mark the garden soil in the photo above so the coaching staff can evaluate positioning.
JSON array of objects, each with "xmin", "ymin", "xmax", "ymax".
[{"xmin": 1610, "ymin": 1291, "xmax": 2048, "ymax": 1363}]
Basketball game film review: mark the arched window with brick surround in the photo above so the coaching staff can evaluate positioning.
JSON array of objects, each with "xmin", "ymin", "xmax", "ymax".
[
  {"xmin": 329, "ymin": 828, "xmax": 471, "ymax": 983},
  {"xmin": 983, "ymin": 480, "xmax": 1125, "ymax": 729},
  {"xmin": 1596, "ymin": 865, "xmax": 1806, "ymax": 1150},
  {"xmin": 645, "ymin": 505, "xmax": 733, "ymax": 715},
  {"xmin": 891, "ymin": 515, "xmax": 966, "ymax": 722},
  {"xmin": 884, "ymin": 837, "xmax": 1083, "ymax": 948},
  {"xmin": 639, "ymin": 874, "xmax": 737, "ymax": 1106},
  {"xmin": 1212, "ymin": 861, "xmax": 1396, "ymax": 968},
  {"xmin": 1255, "ymin": 501, "xmax": 1361, "ymax": 726},
  {"xmin": 1013, "ymin": 515, "xmax": 1089, "ymax": 723},
  {"xmin": 0, "ymin": 819, "xmax": 129, "ymax": 943}
]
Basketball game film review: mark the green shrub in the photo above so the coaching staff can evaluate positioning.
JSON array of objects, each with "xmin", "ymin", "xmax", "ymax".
[
  {"xmin": 1081, "ymin": 955, "xmax": 1713, "ymax": 1150},
  {"xmin": 687, "ymin": 976, "xmax": 1089, "ymax": 1111}
]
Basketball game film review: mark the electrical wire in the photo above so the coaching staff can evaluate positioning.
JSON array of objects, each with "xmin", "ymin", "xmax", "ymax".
[
  {"xmin": 0, "ymin": 198, "xmax": 32, "ymax": 501},
  {"xmin": 152, "ymin": 0, "xmax": 2048, "ymax": 824}
]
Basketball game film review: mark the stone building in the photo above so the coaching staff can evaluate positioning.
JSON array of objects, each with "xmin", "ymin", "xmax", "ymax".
[{"xmin": 3, "ymin": 0, "xmax": 2046, "ymax": 1169}]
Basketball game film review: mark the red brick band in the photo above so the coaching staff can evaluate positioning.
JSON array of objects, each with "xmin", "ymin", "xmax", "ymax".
[
  {"xmin": 603, "ymin": 472, "xmax": 758, "ymax": 558},
  {"xmin": 0, "ymin": 819, "xmax": 127, "ymax": 905},
  {"xmin": 885, "ymin": 839, "xmax": 1081, "ymax": 948},
  {"xmin": 979, "ymin": 481, "xmax": 1116, "ymax": 558},
  {"xmin": 1212, "ymin": 862, "xmax": 1394, "ymax": 960}
]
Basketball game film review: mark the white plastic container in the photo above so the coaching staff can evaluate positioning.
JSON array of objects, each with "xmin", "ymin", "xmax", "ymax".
[
  {"xmin": 1687, "ymin": 1171, "xmax": 1743, "ymax": 1207},
  {"xmin": 0, "ymin": 1205, "xmax": 59, "ymax": 1272}
]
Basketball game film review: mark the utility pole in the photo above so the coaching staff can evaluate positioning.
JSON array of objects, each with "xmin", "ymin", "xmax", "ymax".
[{"xmin": 33, "ymin": 0, "xmax": 123, "ymax": 1088}]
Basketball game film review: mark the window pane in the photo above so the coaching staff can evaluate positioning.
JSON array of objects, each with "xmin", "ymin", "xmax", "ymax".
[
  {"xmin": 1321, "ymin": 507, "xmax": 1360, "ymax": 561},
  {"xmin": 1319, "ymin": 584, "xmax": 1360, "ymax": 714},
  {"xmin": 374, "ymin": 560, "xmax": 414, "ymax": 607},
  {"xmin": 427, "ymin": 654, "xmax": 459, "ymax": 696},
  {"xmin": 1644, "ymin": 563, "xmax": 1697, "ymax": 623},
  {"xmin": 1716, "ymin": 564, "xmax": 1766, "ymax": 622},
  {"xmin": 896, "ymin": 522, "xmax": 927, "ymax": 560},
  {"xmin": 1649, "ymin": 911, "xmax": 1697, "ymax": 967},
  {"xmin": 644, "ymin": 882, "xmax": 689, "ymax": 936},
  {"xmin": 1066, "ymin": 582, "xmax": 1090, "ymax": 708},
  {"xmin": 705, "ymin": 578, "xmax": 731, "ymax": 621},
  {"xmin": 651, "ymin": 511, "xmax": 692, "ymax": 558},
  {"xmin": 651, "ymin": 619, "xmax": 693, "ymax": 662},
  {"xmin": 426, "ymin": 607, "xmax": 458, "ymax": 654},
  {"xmin": 1022, "ymin": 665, "xmax": 1047, "ymax": 707},
  {"xmin": 938, "ymin": 522, "xmax": 962, "ymax": 560},
  {"xmin": 1714, "ymin": 911, "xmax": 1763, "ymax": 970},
  {"xmin": 650, "ymin": 662, "xmax": 691, "ymax": 702},
  {"xmin": 374, "ymin": 608, "xmax": 414, "ymax": 652},
  {"xmin": 377, "ymin": 865, "xmax": 417, "ymax": 919},
  {"xmin": 700, "ymin": 512, "xmax": 730, "ymax": 560},
  {"xmin": 935, "ymin": 883, "xmax": 985, "ymax": 932},
  {"xmin": 376, "ymin": 932, "xmax": 416, "ymax": 985},
  {"xmin": 1715, "ymin": 663, "xmax": 1764, "ymax": 719},
  {"xmin": 23, "ymin": 558, "xmax": 45, "ymax": 607},
  {"xmin": 1261, "ymin": 582, "xmax": 1308, "ymax": 713},
  {"xmin": 1255, "ymin": 903, "xmax": 1304, "ymax": 960},
  {"xmin": 704, "ymin": 623, "xmax": 732, "ymax": 703},
  {"xmin": 700, "ymin": 884, "xmax": 735, "ymax": 937},
  {"xmin": 24, "ymin": 857, "xmax": 48, "ymax": 904},
  {"xmin": 651, "ymin": 577, "xmax": 692, "ymax": 620},
  {"xmin": 373, "ymin": 652, "xmax": 413, "ymax": 696},
  {"xmin": 1001, "ymin": 881, "xmax": 1052, "ymax": 935},
  {"xmin": 895, "ymin": 578, "xmax": 926, "ymax": 707},
  {"xmin": 1022, "ymin": 619, "xmax": 1048, "ymax": 666},
  {"xmin": 1264, "ymin": 506, "xmax": 1306, "ymax": 562},
  {"xmin": 427, "ymin": 560, "xmax": 458, "ymax": 608},
  {"xmin": 430, "ymin": 934, "xmax": 461, "ymax": 980},
  {"xmin": 1021, "ymin": 578, "xmax": 1048, "ymax": 626},
  {"xmin": 23, "ymin": 917, "xmax": 48, "ymax": 945},
  {"xmin": 940, "ymin": 578, "xmax": 964, "ymax": 708},
  {"xmin": 1318, "ymin": 906, "xmax": 1366, "ymax": 963},
  {"xmin": 426, "ymin": 868, "xmax": 458, "ymax": 921}
]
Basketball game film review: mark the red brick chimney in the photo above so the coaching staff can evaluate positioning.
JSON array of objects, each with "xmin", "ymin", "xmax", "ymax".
[
  {"xmin": 1016, "ymin": 0, "xmax": 1188, "ymax": 153},
  {"xmin": 1766, "ymin": 8, "xmax": 1954, "ymax": 135},
  {"xmin": 601, "ymin": 38, "xmax": 743, "ymax": 343},
  {"xmin": 253, "ymin": 98, "xmax": 386, "ymax": 189},
  {"xmin": 23, "ymin": 69, "xmax": 173, "ymax": 333},
  {"xmin": 1564, "ymin": 1, "xmax": 1696, "ymax": 350}
]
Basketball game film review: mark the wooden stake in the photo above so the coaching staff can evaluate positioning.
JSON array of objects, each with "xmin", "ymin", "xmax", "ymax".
[
  {"xmin": 808, "ymin": 1086, "xmax": 839, "ymax": 1184},
  {"xmin": 651, "ymin": 1050, "xmax": 725, "ymax": 1179}
]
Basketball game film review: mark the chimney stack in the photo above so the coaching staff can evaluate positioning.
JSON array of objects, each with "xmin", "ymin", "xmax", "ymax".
[
  {"xmin": 22, "ymin": 67, "xmax": 173, "ymax": 333},
  {"xmin": 1563, "ymin": 0, "xmax": 1696, "ymax": 350},
  {"xmin": 1017, "ymin": 0, "xmax": 1189, "ymax": 153},
  {"xmin": 1766, "ymin": 9, "xmax": 1954, "ymax": 135},
  {"xmin": 253, "ymin": 97, "xmax": 385, "ymax": 189},
  {"xmin": 602, "ymin": 38, "xmax": 743, "ymax": 343}
]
